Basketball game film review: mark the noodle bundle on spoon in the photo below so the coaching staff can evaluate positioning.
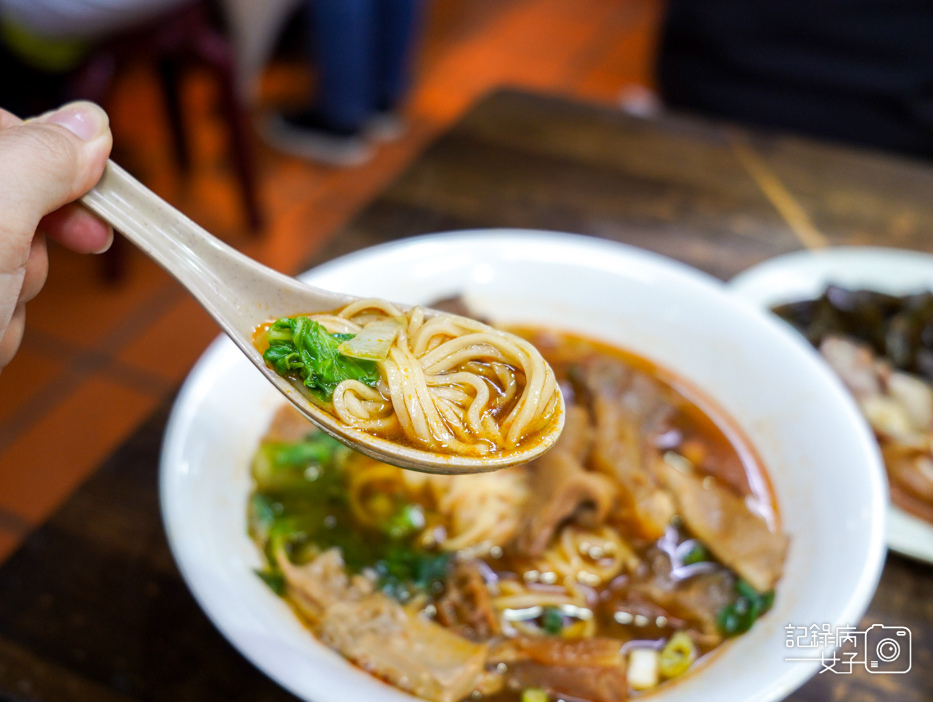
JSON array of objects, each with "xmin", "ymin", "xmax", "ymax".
[{"xmin": 258, "ymin": 298, "xmax": 562, "ymax": 459}]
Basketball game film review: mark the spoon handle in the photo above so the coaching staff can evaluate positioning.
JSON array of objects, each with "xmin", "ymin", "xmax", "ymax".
[
  {"xmin": 80, "ymin": 161, "xmax": 348, "ymax": 338},
  {"xmin": 81, "ymin": 161, "xmax": 276, "ymax": 307}
]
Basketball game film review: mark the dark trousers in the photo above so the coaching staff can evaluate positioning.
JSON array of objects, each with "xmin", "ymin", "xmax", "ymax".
[{"xmin": 306, "ymin": 0, "xmax": 421, "ymax": 131}]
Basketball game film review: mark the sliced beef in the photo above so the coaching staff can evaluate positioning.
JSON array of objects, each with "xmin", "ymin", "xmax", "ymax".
[
  {"xmin": 513, "ymin": 406, "xmax": 616, "ymax": 557},
  {"xmin": 281, "ymin": 548, "xmax": 487, "ymax": 702},
  {"xmin": 556, "ymin": 403, "xmax": 595, "ymax": 462},
  {"xmin": 319, "ymin": 594, "xmax": 488, "ymax": 702},
  {"xmin": 630, "ymin": 570, "xmax": 734, "ymax": 646},
  {"xmin": 657, "ymin": 459, "xmax": 787, "ymax": 593},
  {"xmin": 276, "ymin": 547, "xmax": 371, "ymax": 620},
  {"xmin": 489, "ymin": 636, "xmax": 626, "ymax": 702},
  {"xmin": 590, "ymin": 392, "xmax": 675, "ymax": 541},
  {"xmin": 568, "ymin": 356, "xmax": 633, "ymax": 407},
  {"xmin": 436, "ymin": 559, "xmax": 501, "ymax": 640}
]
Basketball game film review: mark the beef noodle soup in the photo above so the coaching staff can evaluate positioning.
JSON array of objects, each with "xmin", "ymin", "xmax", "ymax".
[{"xmin": 247, "ymin": 328, "xmax": 787, "ymax": 702}]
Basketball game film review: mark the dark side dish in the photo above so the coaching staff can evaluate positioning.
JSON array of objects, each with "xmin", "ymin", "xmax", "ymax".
[
  {"xmin": 247, "ymin": 328, "xmax": 787, "ymax": 702},
  {"xmin": 774, "ymin": 285, "xmax": 933, "ymax": 523}
]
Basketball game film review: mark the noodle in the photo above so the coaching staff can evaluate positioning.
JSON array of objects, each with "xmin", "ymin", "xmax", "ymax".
[
  {"xmin": 343, "ymin": 455, "xmax": 529, "ymax": 555},
  {"xmin": 424, "ymin": 468, "xmax": 529, "ymax": 554},
  {"xmin": 302, "ymin": 299, "xmax": 560, "ymax": 455},
  {"xmin": 493, "ymin": 578, "xmax": 597, "ymax": 638},
  {"xmin": 346, "ymin": 458, "xmax": 409, "ymax": 528},
  {"xmin": 534, "ymin": 525, "xmax": 639, "ymax": 588}
]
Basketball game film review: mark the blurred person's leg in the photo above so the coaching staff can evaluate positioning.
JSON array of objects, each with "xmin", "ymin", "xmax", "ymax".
[
  {"xmin": 657, "ymin": 0, "xmax": 933, "ymax": 159},
  {"xmin": 373, "ymin": 0, "xmax": 420, "ymax": 112},
  {"xmin": 262, "ymin": 0, "xmax": 375, "ymax": 165},
  {"xmin": 367, "ymin": 0, "xmax": 421, "ymax": 141},
  {"xmin": 309, "ymin": 0, "xmax": 375, "ymax": 132}
]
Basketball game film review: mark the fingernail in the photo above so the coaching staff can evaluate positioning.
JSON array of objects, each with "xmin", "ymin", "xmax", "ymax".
[
  {"xmin": 41, "ymin": 101, "xmax": 109, "ymax": 142},
  {"xmin": 93, "ymin": 227, "xmax": 115, "ymax": 254}
]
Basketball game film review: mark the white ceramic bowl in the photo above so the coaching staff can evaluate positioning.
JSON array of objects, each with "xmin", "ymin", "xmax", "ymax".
[
  {"xmin": 161, "ymin": 230, "xmax": 886, "ymax": 702},
  {"xmin": 730, "ymin": 245, "xmax": 933, "ymax": 562}
]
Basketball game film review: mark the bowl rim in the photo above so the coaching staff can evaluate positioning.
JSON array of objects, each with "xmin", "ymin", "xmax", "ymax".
[{"xmin": 160, "ymin": 228, "xmax": 888, "ymax": 702}]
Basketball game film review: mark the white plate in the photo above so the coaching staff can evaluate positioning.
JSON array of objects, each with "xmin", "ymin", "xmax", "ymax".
[
  {"xmin": 162, "ymin": 230, "xmax": 886, "ymax": 702},
  {"xmin": 730, "ymin": 246, "xmax": 933, "ymax": 563}
]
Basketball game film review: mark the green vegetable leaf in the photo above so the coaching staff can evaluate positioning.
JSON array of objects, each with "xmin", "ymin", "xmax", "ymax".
[
  {"xmin": 262, "ymin": 344, "xmax": 303, "ymax": 375},
  {"xmin": 272, "ymin": 432, "xmax": 347, "ymax": 468},
  {"xmin": 383, "ymin": 503, "xmax": 426, "ymax": 540},
  {"xmin": 247, "ymin": 492, "xmax": 280, "ymax": 542},
  {"xmin": 717, "ymin": 579, "xmax": 775, "ymax": 637},
  {"xmin": 250, "ymin": 432, "xmax": 348, "ymax": 493},
  {"xmin": 541, "ymin": 606, "xmax": 564, "ymax": 635},
  {"xmin": 375, "ymin": 545, "xmax": 451, "ymax": 602},
  {"xmin": 254, "ymin": 567, "xmax": 286, "ymax": 596},
  {"xmin": 263, "ymin": 317, "xmax": 379, "ymax": 400},
  {"xmin": 682, "ymin": 542, "xmax": 711, "ymax": 566}
]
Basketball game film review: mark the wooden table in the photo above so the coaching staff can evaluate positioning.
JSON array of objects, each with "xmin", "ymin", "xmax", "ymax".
[{"xmin": 1, "ymin": 89, "xmax": 931, "ymax": 702}]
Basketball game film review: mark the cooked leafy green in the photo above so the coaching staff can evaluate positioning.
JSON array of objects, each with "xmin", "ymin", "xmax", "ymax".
[
  {"xmin": 249, "ymin": 429, "xmax": 446, "ymax": 603},
  {"xmin": 541, "ymin": 606, "xmax": 565, "ymax": 635},
  {"xmin": 250, "ymin": 432, "xmax": 349, "ymax": 493},
  {"xmin": 373, "ymin": 545, "xmax": 451, "ymax": 603},
  {"xmin": 383, "ymin": 503, "xmax": 426, "ymax": 540},
  {"xmin": 254, "ymin": 567, "xmax": 286, "ymax": 595},
  {"xmin": 262, "ymin": 316, "xmax": 380, "ymax": 400},
  {"xmin": 682, "ymin": 542, "xmax": 711, "ymax": 566},
  {"xmin": 717, "ymin": 579, "xmax": 775, "ymax": 637}
]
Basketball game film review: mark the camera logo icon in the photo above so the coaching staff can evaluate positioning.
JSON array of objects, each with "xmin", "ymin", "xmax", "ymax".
[{"xmin": 864, "ymin": 624, "xmax": 912, "ymax": 674}]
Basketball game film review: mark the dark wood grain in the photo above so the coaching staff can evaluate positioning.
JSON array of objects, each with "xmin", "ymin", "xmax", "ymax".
[{"xmin": 2, "ymin": 89, "xmax": 932, "ymax": 702}]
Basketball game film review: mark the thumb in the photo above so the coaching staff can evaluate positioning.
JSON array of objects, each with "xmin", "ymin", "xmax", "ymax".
[{"xmin": 0, "ymin": 101, "xmax": 111, "ymax": 273}]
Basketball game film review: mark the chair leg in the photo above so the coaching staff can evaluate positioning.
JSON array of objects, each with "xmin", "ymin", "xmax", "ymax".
[
  {"xmin": 194, "ymin": 31, "xmax": 264, "ymax": 234},
  {"xmin": 157, "ymin": 57, "xmax": 191, "ymax": 172},
  {"xmin": 220, "ymin": 71, "xmax": 263, "ymax": 234}
]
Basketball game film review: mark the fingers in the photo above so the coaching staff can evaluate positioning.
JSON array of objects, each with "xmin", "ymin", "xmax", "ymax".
[
  {"xmin": 0, "ymin": 100, "xmax": 113, "ymax": 371},
  {"xmin": 0, "ymin": 101, "xmax": 112, "ymax": 272},
  {"xmin": 19, "ymin": 233, "xmax": 48, "ymax": 305},
  {"xmin": 39, "ymin": 203, "xmax": 113, "ymax": 254},
  {"xmin": 0, "ymin": 108, "xmax": 22, "ymax": 130},
  {"xmin": 0, "ymin": 232, "xmax": 47, "ymax": 372},
  {"xmin": 0, "ymin": 303, "xmax": 26, "ymax": 370}
]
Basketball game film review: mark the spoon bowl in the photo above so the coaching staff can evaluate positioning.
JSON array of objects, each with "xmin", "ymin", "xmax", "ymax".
[{"xmin": 81, "ymin": 161, "xmax": 564, "ymax": 473}]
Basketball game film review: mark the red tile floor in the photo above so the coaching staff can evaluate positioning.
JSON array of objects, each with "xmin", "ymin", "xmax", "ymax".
[{"xmin": 0, "ymin": 0, "xmax": 665, "ymax": 561}]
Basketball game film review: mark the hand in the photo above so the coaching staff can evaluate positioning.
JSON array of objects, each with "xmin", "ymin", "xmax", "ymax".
[{"xmin": 0, "ymin": 101, "xmax": 113, "ymax": 371}]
